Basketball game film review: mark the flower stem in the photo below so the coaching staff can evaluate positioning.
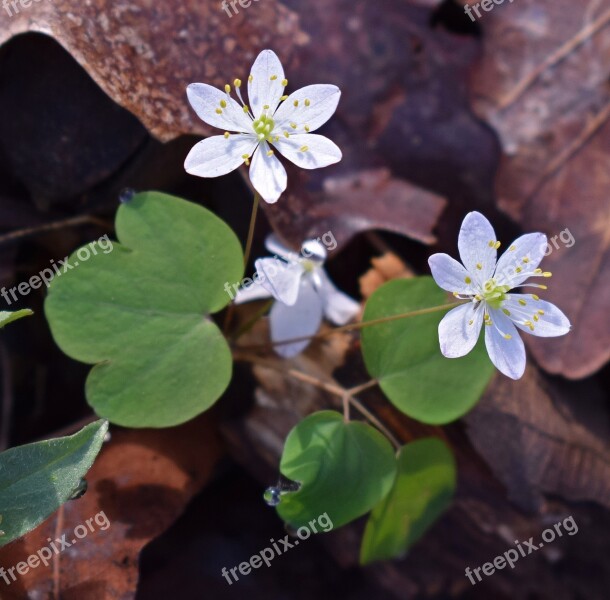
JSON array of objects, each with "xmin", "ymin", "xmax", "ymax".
[
  {"xmin": 243, "ymin": 191, "xmax": 260, "ymax": 268},
  {"xmin": 235, "ymin": 300, "xmax": 467, "ymax": 351}
]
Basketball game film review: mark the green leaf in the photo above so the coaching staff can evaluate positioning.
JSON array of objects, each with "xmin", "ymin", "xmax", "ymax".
[
  {"xmin": 0, "ymin": 420, "xmax": 108, "ymax": 548},
  {"xmin": 44, "ymin": 192, "xmax": 243, "ymax": 428},
  {"xmin": 0, "ymin": 309, "xmax": 33, "ymax": 328},
  {"xmin": 361, "ymin": 277, "xmax": 494, "ymax": 424},
  {"xmin": 360, "ymin": 437, "xmax": 456, "ymax": 564},
  {"xmin": 276, "ymin": 411, "xmax": 397, "ymax": 530}
]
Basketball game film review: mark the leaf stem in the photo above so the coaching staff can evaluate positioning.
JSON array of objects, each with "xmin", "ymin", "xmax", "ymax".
[
  {"xmin": 235, "ymin": 300, "xmax": 467, "ymax": 351},
  {"xmin": 243, "ymin": 191, "xmax": 260, "ymax": 268}
]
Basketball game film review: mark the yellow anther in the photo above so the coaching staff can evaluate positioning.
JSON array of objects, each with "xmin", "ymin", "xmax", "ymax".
[
  {"xmin": 290, "ymin": 122, "xmax": 297, "ymax": 129},
  {"xmin": 270, "ymin": 75, "xmax": 278, "ymax": 81},
  {"xmin": 476, "ymin": 263, "xmax": 483, "ymax": 270},
  {"xmin": 538, "ymin": 309, "xmax": 545, "ymax": 315},
  {"xmin": 243, "ymin": 105, "xmax": 250, "ymax": 113},
  {"xmin": 305, "ymin": 125, "xmax": 310, "ymax": 132},
  {"xmin": 225, "ymin": 84, "xmax": 231, "ymax": 93},
  {"xmin": 242, "ymin": 154, "xmax": 250, "ymax": 159},
  {"xmin": 543, "ymin": 272, "xmax": 552, "ymax": 278},
  {"xmin": 263, "ymin": 104, "xmax": 270, "ymax": 110},
  {"xmin": 494, "ymin": 241, "xmax": 501, "ymax": 249},
  {"xmin": 522, "ymin": 257, "xmax": 530, "ymax": 263},
  {"xmin": 531, "ymin": 294, "xmax": 539, "ymax": 301},
  {"xmin": 267, "ymin": 150, "xmax": 274, "ymax": 156},
  {"xmin": 453, "ymin": 292, "xmax": 460, "ymax": 297},
  {"xmin": 504, "ymin": 334, "xmax": 512, "ymax": 340},
  {"xmin": 524, "ymin": 321, "xmax": 534, "ymax": 331},
  {"xmin": 283, "ymin": 131, "xmax": 290, "ymax": 138},
  {"xmin": 464, "ymin": 276, "xmax": 472, "ymax": 284},
  {"xmin": 220, "ymin": 99, "xmax": 227, "ymax": 108},
  {"xmin": 248, "ymin": 74, "xmax": 253, "ymax": 83},
  {"xmin": 518, "ymin": 299, "xmax": 527, "ymax": 306},
  {"xmin": 304, "ymin": 99, "xmax": 311, "ymax": 106},
  {"xmin": 224, "ymin": 132, "xmax": 230, "ymax": 139},
  {"xmin": 280, "ymin": 95, "xmax": 288, "ymax": 101},
  {"xmin": 488, "ymin": 240, "xmax": 494, "ymax": 248},
  {"xmin": 485, "ymin": 320, "xmax": 493, "ymax": 326},
  {"xmin": 515, "ymin": 266, "xmax": 522, "ymax": 273},
  {"xmin": 533, "ymin": 314, "xmax": 539, "ymax": 322},
  {"xmin": 502, "ymin": 308, "xmax": 511, "ymax": 316},
  {"xmin": 475, "ymin": 294, "xmax": 483, "ymax": 301},
  {"xmin": 538, "ymin": 284, "xmax": 548, "ymax": 290},
  {"xmin": 234, "ymin": 78, "xmax": 242, "ymax": 88},
  {"xmin": 294, "ymin": 100, "xmax": 299, "ymax": 107},
  {"xmin": 534, "ymin": 268, "xmax": 542, "ymax": 274},
  {"xmin": 215, "ymin": 108, "xmax": 223, "ymax": 114},
  {"xmin": 509, "ymin": 245, "xmax": 516, "ymax": 251},
  {"xmin": 468, "ymin": 319, "xmax": 474, "ymax": 325},
  {"xmin": 274, "ymin": 136, "xmax": 280, "ymax": 142},
  {"xmin": 300, "ymin": 145, "xmax": 309, "ymax": 152},
  {"xmin": 282, "ymin": 79, "xmax": 288, "ymax": 86}
]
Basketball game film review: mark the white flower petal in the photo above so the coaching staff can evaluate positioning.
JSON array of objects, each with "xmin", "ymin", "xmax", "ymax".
[
  {"xmin": 438, "ymin": 303, "xmax": 484, "ymax": 358},
  {"xmin": 272, "ymin": 134, "xmax": 342, "ymax": 170},
  {"xmin": 248, "ymin": 49, "xmax": 286, "ymax": 117},
  {"xmin": 503, "ymin": 295, "xmax": 571, "ymax": 338},
  {"xmin": 264, "ymin": 234, "xmax": 299, "ymax": 262},
  {"xmin": 270, "ymin": 280, "xmax": 324, "ymax": 358},
  {"xmin": 494, "ymin": 232, "xmax": 548, "ymax": 287},
  {"xmin": 185, "ymin": 135, "xmax": 258, "ymax": 178},
  {"xmin": 484, "ymin": 309, "xmax": 526, "ymax": 380},
  {"xmin": 272, "ymin": 84, "xmax": 341, "ymax": 133},
  {"xmin": 233, "ymin": 279, "xmax": 272, "ymax": 304},
  {"xmin": 428, "ymin": 253, "xmax": 475, "ymax": 295},
  {"xmin": 249, "ymin": 143, "xmax": 288, "ymax": 203},
  {"xmin": 186, "ymin": 83, "xmax": 253, "ymax": 133},
  {"xmin": 316, "ymin": 269, "xmax": 360, "ymax": 325},
  {"xmin": 255, "ymin": 257, "xmax": 303, "ymax": 306},
  {"xmin": 458, "ymin": 212, "xmax": 498, "ymax": 284}
]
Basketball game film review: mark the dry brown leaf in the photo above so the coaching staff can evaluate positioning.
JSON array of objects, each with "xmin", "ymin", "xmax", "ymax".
[
  {"xmin": 0, "ymin": 416, "xmax": 223, "ymax": 599},
  {"xmin": 470, "ymin": 0, "xmax": 610, "ymax": 378}
]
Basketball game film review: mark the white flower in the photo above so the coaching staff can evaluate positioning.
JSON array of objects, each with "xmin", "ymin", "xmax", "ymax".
[
  {"xmin": 235, "ymin": 235, "xmax": 360, "ymax": 357},
  {"xmin": 428, "ymin": 212, "xmax": 571, "ymax": 380},
  {"xmin": 184, "ymin": 49, "xmax": 342, "ymax": 204}
]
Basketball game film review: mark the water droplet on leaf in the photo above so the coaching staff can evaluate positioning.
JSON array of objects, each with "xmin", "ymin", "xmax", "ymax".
[
  {"xmin": 70, "ymin": 479, "xmax": 88, "ymax": 500},
  {"xmin": 264, "ymin": 486, "xmax": 281, "ymax": 507},
  {"xmin": 119, "ymin": 188, "xmax": 137, "ymax": 204}
]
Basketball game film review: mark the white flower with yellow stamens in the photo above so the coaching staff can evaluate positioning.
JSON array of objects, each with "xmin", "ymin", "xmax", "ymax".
[
  {"xmin": 184, "ymin": 49, "xmax": 342, "ymax": 204},
  {"xmin": 428, "ymin": 212, "xmax": 571, "ymax": 380}
]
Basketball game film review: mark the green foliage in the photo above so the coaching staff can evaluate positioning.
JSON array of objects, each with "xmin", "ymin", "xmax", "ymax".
[
  {"xmin": 361, "ymin": 277, "xmax": 494, "ymax": 424},
  {"xmin": 276, "ymin": 411, "xmax": 397, "ymax": 529},
  {"xmin": 0, "ymin": 420, "xmax": 108, "ymax": 548},
  {"xmin": 360, "ymin": 437, "xmax": 456, "ymax": 564},
  {"xmin": 45, "ymin": 192, "xmax": 243, "ymax": 428}
]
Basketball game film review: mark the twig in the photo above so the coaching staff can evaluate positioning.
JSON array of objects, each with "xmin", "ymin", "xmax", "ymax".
[{"xmin": 0, "ymin": 215, "xmax": 108, "ymax": 246}]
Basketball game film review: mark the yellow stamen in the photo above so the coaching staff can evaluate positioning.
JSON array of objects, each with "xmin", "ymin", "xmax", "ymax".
[
  {"xmin": 282, "ymin": 78, "xmax": 288, "ymax": 86},
  {"xmin": 543, "ymin": 272, "xmax": 552, "ymax": 278},
  {"xmin": 502, "ymin": 308, "xmax": 511, "ymax": 316},
  {"xmin": 464, "ymin": 276, "xmax": 472, "ymax": 284},
  {"xmin": 531, "ymin": 294, "xmax": 539, "ymax": 301},
  {"xmin": 220, "ymin": 99, "xmax": 227, "ymax": 108},
  {"xmin": 243, "ymin": 105, "xmax": 249, "ymax": 113},
  {"xmin": 290, "ymin": 122, "xmax": 297, "ymax": 129},
  {"xmin": 509, "ymin": 245, "xmax": 516, "ymax": 251},
  {"xmin": 248, "ymin": 74, "xmax": 253, "ymax": 83},
  {"xmin": 538, "ymin": 309, "xmax": 545, "ymax": 315},
  {"xmin": 476, "ymin": 263, "xmax": 483, "ymax": 270},
  {"xmin": 215, "ymin": 108, "xmax": 223, "ymax": 114},
  {"xmin": 224, "ymin": 84, "xmax": 231, "ymax": 93},
  {"xmin": 224, "ymin": 132, "xmax": 230, "ymax": 139},
  {"xmin": 270, "ymin": 75, "xmax": 278, "ymax": 81},
  {"xmin": 280, "ymin": 95, "xmax": 288, "ymax": 101},
  {"xmin": 494, "ymin": 241, "xmax": 501, "ymax": 249},
  {"xmin": 263, "ymin": 104, "xmax": 270, "ymax": 110},
  {"xmin": 305, "ymin": 125, "xmax": 310, "ymax": 132},
  {"xmin": 522, "ymin": 257, "xmax": 530, "ymax": 263},
  {"xmin": 294, "ymin": 100, "xmax": 299, "ymax": 107},
  {"xmin": 518, "ymin": 299, "xmax": 527, "ymax": 306},
  {"xmin": 533, "ymin": 314, "xmax": 539, "ymax": 322},
  {"xmin": 283, "ymin": 131, "xmax": 290, "ymax": 138},
  {"xmin": 504, "ymin": 334, "xmax": 512, "ymax": 340},
  {"xmin": 234, "ymin": 78, "xmax": 242, "ymax": 88},
  {"xmin": 488, "ymin": 240, "xmax": 494, "ymax": 248},
  {"xmin": 300, "ymin": 145, "xmax": 309, "ymax": 152},
  {"xmin": 468, "ymin": 319, "xmax": 474, "ymax": 325},
  {"xmin": 534, "ymin": 268, "xmax": 542, "ymax": 274},
  {"xmin": 267, "ymin": 150, "xmax": 274, "ymax": 157},
  {"xmin": 515, "ymin": 266, "xmax": 522, "ymax": 273},
  {"xmin": 304, "ymin": 99, "xmax": 311, "ymax": 106}
]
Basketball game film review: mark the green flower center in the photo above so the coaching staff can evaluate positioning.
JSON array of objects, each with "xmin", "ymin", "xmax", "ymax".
[
  {"xmin": 252, "ymin": 114, "xmax": 275, "ymax": 142},
  {"xmin": 482, "ymin": 278, "xmax": 510, "ymax": 309}
]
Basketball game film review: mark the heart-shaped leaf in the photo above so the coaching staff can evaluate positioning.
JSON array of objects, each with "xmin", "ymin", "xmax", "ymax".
[
  {"xmin": 0, "ymin": 420, "xmax": 108, "ymax": 548},
  {"xmin": 45, "ymin": 192, "xmax": 243, "ymax": 428},
  {"xmin": 276, "ymin": 411, "xmax": 397, "ymax": 530},
  {"xmin": 0, "ymin": 309, "xmax": 33, "ymax": 328},
  {"xmin": 360, "ymin": 437, "xmax": 456, "ymax": 564},
  {"xmin": 361, "ymin": 277, "xmax": 494, "ymax": 425}
]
